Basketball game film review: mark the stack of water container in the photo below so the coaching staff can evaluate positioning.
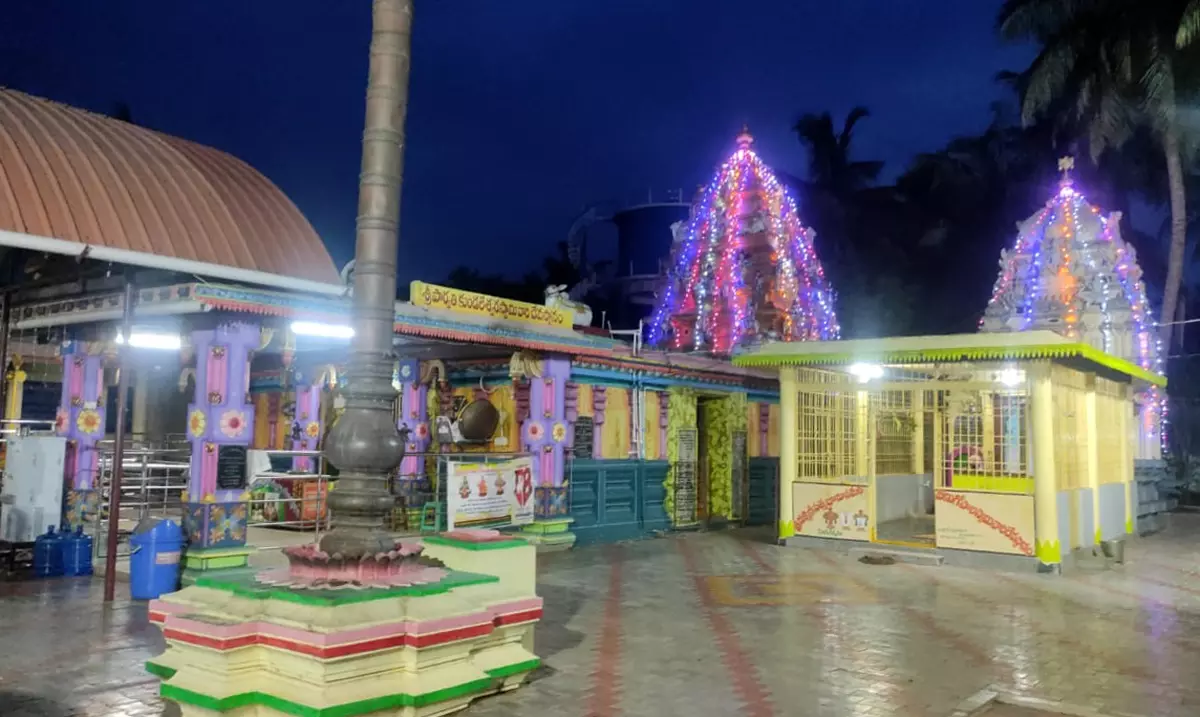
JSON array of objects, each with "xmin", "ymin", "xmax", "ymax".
[{"xmin": 32, "ymin": 525, "xmax": 93, "ymax": 578}]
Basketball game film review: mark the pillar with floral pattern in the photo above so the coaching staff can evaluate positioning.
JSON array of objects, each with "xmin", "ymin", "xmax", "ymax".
[
  {"xmin": 181, "ymin": 322, "xmax": 259, "ymax": 580},
  {"xmin": 394, "ymin": 359, "xmax": 432, "ymax": 522},
  {"xmin": 58, "ymin": 341, "xmax": 108, "ymax": 530},
  {"xmin": 291, "ymin": 382, "xmax": 322, "ymax": 472},
  {"xmin": 518, "ymin": 357, "xmax": 574, "ymax": 549}
]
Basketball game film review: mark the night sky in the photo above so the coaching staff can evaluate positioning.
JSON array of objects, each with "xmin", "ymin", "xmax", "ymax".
[{"xmin": 1, "ymin": 1, "xmax": 1031, "ymax": 285}]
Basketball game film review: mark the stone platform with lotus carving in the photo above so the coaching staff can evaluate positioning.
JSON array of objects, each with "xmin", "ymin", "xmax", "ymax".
[{"xmin": 146, "ymin": 530, "xmax": 541, "ymax": 717}]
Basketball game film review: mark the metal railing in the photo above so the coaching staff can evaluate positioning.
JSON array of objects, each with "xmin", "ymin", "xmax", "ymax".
[
  {"xmin": 246, "ymin": 449, "xmax": 331, "ymax": 550},
  {"xmin": 93, "ymin": 444, "xmax": 190, "ymax": 560}
]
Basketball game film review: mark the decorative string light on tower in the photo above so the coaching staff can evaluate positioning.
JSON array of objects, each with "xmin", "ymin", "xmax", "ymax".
[
  {"xmin": 980, "ymin": 156, "xmax": 1166, "ymax": 451},
  {"xmin": 648, "ymin": 128, "xmax": 840, "ymax": 354}
]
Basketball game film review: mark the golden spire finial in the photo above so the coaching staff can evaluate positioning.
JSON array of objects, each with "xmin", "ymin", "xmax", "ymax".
[
  {"xmin": 736, "ymin": 125, "xmax": 754, "ymax": 149},
  {"xmin": 1058, "ymin": 156, "xmax": 1075, "ymax": 183}
]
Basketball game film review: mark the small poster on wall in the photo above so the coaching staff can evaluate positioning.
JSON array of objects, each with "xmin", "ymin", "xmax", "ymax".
[{"xmin": 446, "ymin": 456, "xmax": 536, "ymax": 530}]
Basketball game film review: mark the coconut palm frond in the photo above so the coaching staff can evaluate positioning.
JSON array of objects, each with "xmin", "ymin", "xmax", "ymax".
[
  {"xmin": 997, "ymin": 0, "xmax": 1072, "ymax": 41},
  {"xmin": 1178, "ymin": 0, "xmax": 1200, "ymax": 48}
]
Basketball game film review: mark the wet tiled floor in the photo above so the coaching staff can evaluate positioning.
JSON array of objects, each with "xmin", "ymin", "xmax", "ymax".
[{"xmin": 7, "ymin": 517, "xmax": 1200, "ymax": 716}]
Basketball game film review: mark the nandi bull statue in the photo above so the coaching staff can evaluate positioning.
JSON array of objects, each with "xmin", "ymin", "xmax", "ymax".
[{"xmin": 545, "ymin": 284, "xmax": 593, "ymax": 327}]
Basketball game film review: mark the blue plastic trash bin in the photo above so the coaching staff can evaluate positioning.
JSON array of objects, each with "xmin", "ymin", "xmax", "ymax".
[{"xmin": 129, "ymin": 519, "xmax": 184, "ymax": 600}]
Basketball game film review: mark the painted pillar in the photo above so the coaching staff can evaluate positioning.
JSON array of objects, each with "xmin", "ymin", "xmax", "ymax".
[
  {"xmin": 663, "ymin": 395, "xmax": 674, "ymax": 461},
  {"xmin": 778, "ymin": 367, "xmax": 798, "ymax": 541},
  {"xmin": 854, "ymin": 390, "xmax": 869, "ymax": 478},
  {"xmin": 266, "ymin": 393, "xmax": 283, "ymax": 449},
  {"xmin": 4, "ymin": 356, "xmax": 25, "ymax": 423},
  {"xmin": 1121, "ymin": 384, "xmax": 1134, "ymax": 534},
  {"xmin": 1029, "ymin": 365, "xmax": 1061, "ymax": 571},
  {"xmin": 911, "ymin": 389, "xmax": 925, "ymax": 474},
  {"xmin": 181, "ymin": 322, "xmax": 259, "ymax": 581},
  {"xmin": 980, "ymin": 393, "xmax": 995, "ymax": 466},
  {"xmin": 591, "ymin": 386, "xmax": 607, "ymax": 459},
  {"xmin": 523, "ymin": 357, "xmax": 574, "ymax": 548},
  {"xmin": 291, "ymin": 383, "xmax": 322, "ymax": 473},
  {"xmin": 932, "ymin": 392, "xmax": 944, "ymax": 486},
  {"xmin": 58, "ymin": 343, "xmax": 107, "ymax": 530},
  {"xmin": 4, "ymin": 356, "xmax": 26, "ymax": 424},
  {"xmin": 395, "ymin": 359, "xmax": 432, "ymax": 519},
  {"xmin": 524, "ymin": 360, "xmax": 568, "ymax": 489},
  {"xmin": 131, "ymin": 368, "xmax": 149, "ymax": 438},
  {"xmin": 1084, "ymin": 379, "xmax": 1101, "ymax": 545}
]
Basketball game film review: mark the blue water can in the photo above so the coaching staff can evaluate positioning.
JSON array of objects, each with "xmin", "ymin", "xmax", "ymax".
[
  {"xmin": 63, "ymin": 526, "xmax": 94, "ymax": 577},
  {"xmin": 33, "ymin": 526, "xmax": 64, "ymax": 578},
  {"xmin": 129, "ymin": 519, "xmax": 184, "ymax": 600}
]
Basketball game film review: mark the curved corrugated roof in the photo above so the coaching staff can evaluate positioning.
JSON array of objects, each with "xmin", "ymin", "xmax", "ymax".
[{"xmin": 0, "ymin": 88, "xmax": 338, "ymax": 284}]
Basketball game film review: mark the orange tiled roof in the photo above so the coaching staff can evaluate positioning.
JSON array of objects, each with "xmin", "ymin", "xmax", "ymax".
[{"xmin": 0, "ymin": 88, "xmax": 338, "ymax": 284}]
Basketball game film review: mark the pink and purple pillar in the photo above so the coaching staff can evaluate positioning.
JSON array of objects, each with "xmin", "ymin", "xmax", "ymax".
[
  {"xmin": 395, "ymin": 359, "xmax": 433, "ymax": 512},
  {"xmin": 519, "ymin": 357, "xmax": 570, "ymax": 520},
  {"xmin": 182, "ymin": 322, "xmax": 259, "ymax": 552},
  {"xmin": 291, "ymin": 383, "xmax": 322, "ymax": 473},
  {"xmin": 58, "ymin": 342, "xmax": 108, "ymax": 530}
]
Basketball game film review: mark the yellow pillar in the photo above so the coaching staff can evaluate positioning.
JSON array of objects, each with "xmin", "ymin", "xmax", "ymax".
[
  {"xmin": 855, "ymin": 390, "xmax": 869, "ymax": 478},
  {"xmin": 1030, "ymin": 364, "xmax": 1061, "ymax": 570},
  {"xmin": 778, "ymin": 367, "xmax": 798, "ymax": 540},
  {"xmin": 911, "ymin": 389, "xmax": 925, "ymax": 474},
  {"xmin": 1121, "ymin": 385, "xmax": 1134, "ymax": 534},
  {"xmin": 931, "ymin": 392, "xmax": 943, "ymax": 487},
  {"xmin": 4, "ymin": 356, "xmax": 26, "ymax": 426},
  {"xmin": 981, "ymin": 392, "xmax": 995, "ymax": 467},
  {"xmin": 1084, "ymin": 379, "xmax": 1101, "ymax": 545},
  {"xmin": 131, "ymin": 368, "xmax": 149, "ymax": 438}
]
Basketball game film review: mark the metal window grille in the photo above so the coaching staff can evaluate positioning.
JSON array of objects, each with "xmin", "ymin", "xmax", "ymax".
[
  {"xmin": 936, "ymin": 387, "xmax": 1031, "ymax": 492},
  {"xmin": 872, "ymin": 390, "xmax": 913, "ymax": 476},
  {"xmin": 795, "ymin": 385, "xmax": 861, "ymax": 484}
]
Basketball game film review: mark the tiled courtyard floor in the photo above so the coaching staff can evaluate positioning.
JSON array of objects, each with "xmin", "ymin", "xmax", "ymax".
[{"xmin": 7, "ymin": 517, "xmax": 1200, "ymax": 717}]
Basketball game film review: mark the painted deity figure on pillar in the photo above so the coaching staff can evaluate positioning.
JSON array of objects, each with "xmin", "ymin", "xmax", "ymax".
[
  {"xmin": 291, "ymin": 379, "xmax": 323, "ymax": 473},
  {"xmin": 58, "ymin": 341, "xmax": 110, "ymax": 530},
  {"xmin": 394, "ymin": 358, "xmax": 433, "ymax": 520},
  {"xmin": 181, "ymin": 322, "xmax": 262, "ymax": 579},
  {"xmin": 648, "ymin": 128, "xmax": 840, "ymax": 354},
  {"xmin": 980, "ymin": 157, "xmax": 1164, "ymax": 456}
]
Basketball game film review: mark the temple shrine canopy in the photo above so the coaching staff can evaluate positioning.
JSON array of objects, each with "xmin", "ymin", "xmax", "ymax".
[
  {"xmin": 0, "ymin": 88, "xmax": 341, "ymax": 293},
  {"xmin": 979, "ymin": 158, "xmax": 1161, "ymax": 376},
  {"xmin": 649, "ymin": 128, "xmax": 839, "ymax": 355}
]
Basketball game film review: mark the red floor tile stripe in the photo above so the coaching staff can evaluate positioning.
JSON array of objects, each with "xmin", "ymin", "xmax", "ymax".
[
  {"xmin": 738, "ymin": 539, "xmax": 777, "ymax": 574},
  {"xmin": 586, "ymin": 544, "xmax": 625, "ymax": 717},
  {"xmin": 678, "ymin": 538, "xmax": 776, "ymax": 717}
]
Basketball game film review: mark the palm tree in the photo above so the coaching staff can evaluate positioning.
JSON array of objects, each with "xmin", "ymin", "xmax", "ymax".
[
  {"xmin": 895, "ymin": 101, "xmax": 1053, "ymax": 332},
  {"xmin": 792, "ymin": 107, "xmax": 883, "ymax": 201},
  {"xmin": 790, "ymin": 107, "xmax": 885, "ymax": 286},
  {"xmin": 997, "ymin": 0, "xmax": 1198, "ymax": 346}
]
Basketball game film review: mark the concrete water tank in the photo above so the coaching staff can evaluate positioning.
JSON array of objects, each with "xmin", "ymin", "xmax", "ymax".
[{"xmin": 613, "ymin": 203, "xmax": 690, "ymax": 278}]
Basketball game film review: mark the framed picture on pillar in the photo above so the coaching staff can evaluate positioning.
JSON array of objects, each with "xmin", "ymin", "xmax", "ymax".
[{"xmin": 216, "ymin": 445, "xmax": 249, "ymax": 490}]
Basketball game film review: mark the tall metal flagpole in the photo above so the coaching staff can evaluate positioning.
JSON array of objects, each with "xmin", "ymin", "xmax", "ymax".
[
  {"xmin": 104, "ymin": 279, "xmax": 135, "ymax": 601},
  {"xmin": 320, "ymin": 0, "xmax": 413, "ymax": 557}
]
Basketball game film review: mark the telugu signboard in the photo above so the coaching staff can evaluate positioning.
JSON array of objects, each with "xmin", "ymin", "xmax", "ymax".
[
  {"xmin": 446, "ymin": 456, "xmax": 536, "ymax": 530},
  {"xmin": 934, "ymin": 490, "xmax": 1035, "ymax": 556},
  {"xmin": 410, "ymin": 281, "xmax": 573, "ymax": 329},
  {"xmin": 792, "ymin": 482, "xmax": 870, "ymax": 541}
]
